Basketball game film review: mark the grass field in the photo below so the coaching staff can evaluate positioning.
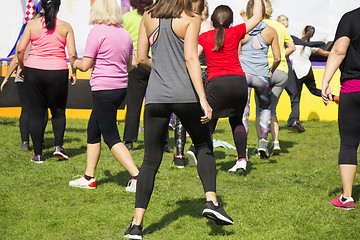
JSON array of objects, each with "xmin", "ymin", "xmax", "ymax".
[{"xmin": 1, "ymin": 117, "xmax": 359, "ymax": 239}]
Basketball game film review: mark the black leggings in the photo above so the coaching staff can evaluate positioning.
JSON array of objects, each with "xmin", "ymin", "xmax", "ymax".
[
  {"xmin": 16, "ymin": 82, "xmax": 48, "ymax": 143},
  {"xmin": 135, "ymin": 103, "xmax": 216, "ymax": 209},
  {"xmin": 123, "ymin": 64, "xmax": 150, "ymax": 143},
  {"xmin": 23, "ymin": 67, "xmax": 68, "ymax": 156},
  {"xmin": 338, "ymin": 91, "xmax": 360, "ymax": 165},
  {"xmin": 87, "ymin": 88, "xmax": 127, "ymax": 149}
]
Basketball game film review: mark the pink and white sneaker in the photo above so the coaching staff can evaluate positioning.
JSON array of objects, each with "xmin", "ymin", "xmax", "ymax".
[{"xmin": 331, "ymin": 194, "xmax": 355, "ymax": 210}]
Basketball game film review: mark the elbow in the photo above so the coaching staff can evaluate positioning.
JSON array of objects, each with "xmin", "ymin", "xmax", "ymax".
[
  {"xmin": 274, "ymin": 57, "xmax": 281, "ymax": 65},
  {"xmin": 138, "ymin": 56, "xmax": 147, "ymax": 65},
  {"xmin": 184, "ymin": 55, "xmax": 198, "ymax": 66},
  {"xmin": 68, "ymin": 51, "xmax": 77, "ymax": 60}
]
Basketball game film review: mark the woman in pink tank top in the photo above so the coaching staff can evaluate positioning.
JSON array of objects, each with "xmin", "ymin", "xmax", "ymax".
[{"xmin": 16, "ymin": 0, "xmax": 77, "ymax": 163}]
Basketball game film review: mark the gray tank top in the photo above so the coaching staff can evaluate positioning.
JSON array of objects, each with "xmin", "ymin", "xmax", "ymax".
[
  {"xmin": 239, "ymin": 21, "xmax": 270, "ymax": 78},
  {"xmin": 145, "ymin": 18, "xmax": 199, "ymax": 105}
]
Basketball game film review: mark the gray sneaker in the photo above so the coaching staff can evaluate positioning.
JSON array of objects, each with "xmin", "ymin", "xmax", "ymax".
[
  {"xmin": 258, "ymin": 139, "xmax": 269, "ymax": 158},
  {"xmin": 21, "ymin": 142, "xmax": 30, "ymax": 151}
]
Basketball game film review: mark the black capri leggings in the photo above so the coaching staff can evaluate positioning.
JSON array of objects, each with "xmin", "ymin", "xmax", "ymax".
[
  {"xmin": 338, "ymin": 91, "xmax": 360, "ymax": 165},
  {"xmin": 135, "ymin": 103, "xmax": 216, "ymax": 209},
  {"xmin": 23, "ymin": 67, "xmax": 68, "ymax": 156},
  {"xmin": 87, "ymin": 88, "xmax": 127, "ymax": 149}
]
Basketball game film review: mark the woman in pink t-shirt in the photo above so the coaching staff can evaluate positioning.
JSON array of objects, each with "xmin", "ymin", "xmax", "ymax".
[
  {"xmin": 69, "ymin": 0, "xmax": 139, "ymax": 192},
  {"xmin": 17, "ymin": 0, "xmax": 77, "ymax": 163},
  {"xmin": 197, "ymin": 1, "xmax": 262, "ymax": 174}
]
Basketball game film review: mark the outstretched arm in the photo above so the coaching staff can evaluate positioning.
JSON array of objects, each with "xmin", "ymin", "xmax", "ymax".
[
  {"xmin": 244, "ymin": 0, "xmax": 262, "ymax": 33},
  {"xmin": 291, "ymin": 35, "xmax": 325, "ymax": 47}
]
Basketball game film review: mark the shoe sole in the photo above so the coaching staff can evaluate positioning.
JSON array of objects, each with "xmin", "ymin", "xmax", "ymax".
[
  {"xmin": 124, "ymin": 234, "xmax": 142, "ymax": 239},
  {"xmin": 54, "ymin": 152, "xmax": 69, "ymax": 160},
  {"xmin": 228, "ymin": 167, "xmax": 246, "ymax": 175},
  {"xmin": 186, "ymin": 151, "xmax": 197, "ymax": 166},
  {"xmin": 69, "ymin": 184, "xmax": 95, "ymax": 189},
  {"xmin": 31, "ymin": 159, "xmax": 43, "ymax": 163},
  {"xmin": 272, "ymin": 148, "xmax": 281, "ymax": 155},
  {"xmin": 202, "ymin": 209, "xmax": 234, "ymax": 225},
  {"xmin": 332, "ymin": 204, "xmax": 355, "ymax": 210},
  {"xmin": 125, "ymin": 188, "xmax": 136, "ymax": 193}
]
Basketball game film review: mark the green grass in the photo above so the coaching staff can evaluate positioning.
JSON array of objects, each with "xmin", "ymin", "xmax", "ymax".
[{"xmin": 1, "ymin": 117, "xmax": 359, "ymax": 239}]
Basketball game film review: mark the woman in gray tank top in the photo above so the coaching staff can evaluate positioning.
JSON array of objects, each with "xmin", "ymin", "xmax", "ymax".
[{"xmin": 124, "ymin": 1, "xmax": 233, "ymax": 239}]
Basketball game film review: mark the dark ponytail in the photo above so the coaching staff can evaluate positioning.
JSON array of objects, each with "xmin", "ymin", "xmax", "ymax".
[
  {"xmin": 301, "ymin": 25, "xmax": 315, "ymax": 53},
  {"xmin": 213, "ymin": 26, "xmax": 225, "ymax": 51},
  {"xmin": 41, "ymin": 0, "xmax": 61, "ymax": 30},
  {"xmin": 211, "ymin": 5, "xmax": 233, "ymax": 52}
]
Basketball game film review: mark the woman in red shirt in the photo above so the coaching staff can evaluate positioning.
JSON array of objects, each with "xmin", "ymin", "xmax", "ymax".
[{"xmin": 198, "ymin": 1, "xmax": 262, "ymax": 172}]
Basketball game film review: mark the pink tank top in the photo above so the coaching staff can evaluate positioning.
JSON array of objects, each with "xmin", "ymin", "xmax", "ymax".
[{"xmin": 25, "ymin": 17, "xmax": 68, "ymax": 70}]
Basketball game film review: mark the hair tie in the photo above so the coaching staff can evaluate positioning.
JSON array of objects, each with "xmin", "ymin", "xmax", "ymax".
[{"xmin": 47, "ymin": 0, "xmax": 52, "ymax": 4}]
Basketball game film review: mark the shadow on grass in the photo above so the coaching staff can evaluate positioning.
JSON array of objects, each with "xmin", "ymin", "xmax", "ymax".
[
  {"xmin": 144, "ymin": 197, "xmax": 235, "ymax": 237},
  {"xmin": 0, "ymin": 119, "xmax": 17, "ymax": 126},
  {"xmin": 96, "ymin": 170, "xmax": 132, "ymax": 187},
  {"xmin": 328, "ymin": 185, "xmax": 360, "ymax": 202}
]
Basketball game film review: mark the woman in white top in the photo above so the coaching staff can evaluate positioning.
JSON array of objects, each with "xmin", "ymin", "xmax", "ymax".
[{"xmin": 291, "ymin": 25, "xmax": 337, "ymax": 119}]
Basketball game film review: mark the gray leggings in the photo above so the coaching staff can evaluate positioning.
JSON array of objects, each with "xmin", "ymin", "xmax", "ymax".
[{"xmin": 256, "ymin": 69, "xmax": 288, "ymax": 117}]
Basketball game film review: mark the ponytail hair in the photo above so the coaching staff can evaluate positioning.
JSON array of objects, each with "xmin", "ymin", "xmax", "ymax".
[
  {"xmin": 211, "ymin": 5, "xmax": 233, "ymax": 52},
  {"xmin": 41, "ymin": 0, "xmax": 61, "ymax": 30}
]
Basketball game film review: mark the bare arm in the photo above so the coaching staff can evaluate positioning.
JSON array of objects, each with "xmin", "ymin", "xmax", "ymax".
[
  {"xmin": 184, "ymin": 15, "xmax": 212, "ymax": 123},
  {"xmin": 315, "ymin": 48, "xmax": 329, "ymax": 57},
  {"xmin": 244, "ymin": 0, "xmax": 262, "ymax": 33},
  {"xmin": 137, "ymin": 14, "xmax": 152, "ymax": 72},
  {"xmin": 285, "ymin": 41, "xmax": 295, "ymax": 57},
  {"xmin": 65, "ymin": 24, "xmax": 77, "ymax": 85},
  {"xmin": 1, "ymin": 46, "xmax": 19, "ymax": 92},
  {"xmin": 73, "ymin": 57, "xmax": 93, "ymax": 72},
  {"xmin": 321, "ymin": 36, "xmax": 350, "ymax": 105},
  {"xmin": 17, "ymin": 24, "xmax": 31, "ymax": 72},
  {"xmin": 270, "ymin": 29, "xmax": 281, "ymax": 73},
  {"xmin": 127, "ymin": 54, "xmax": 137, "ymax": 72}
]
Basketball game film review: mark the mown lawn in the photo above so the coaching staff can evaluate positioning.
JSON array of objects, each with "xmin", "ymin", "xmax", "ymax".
[{"xmin": 1, "ymin": 117, "xmax": 359, "ymax": 239}]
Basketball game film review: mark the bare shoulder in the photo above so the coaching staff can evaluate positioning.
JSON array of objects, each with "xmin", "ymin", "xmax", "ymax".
[{"xmin": 57, "ymin": 20, "xmax": 73, "ymax": 31}]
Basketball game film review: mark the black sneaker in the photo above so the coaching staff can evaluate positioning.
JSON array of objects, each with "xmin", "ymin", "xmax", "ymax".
[
  {"xmin": 125, "ymin": 142, "xmax": 134, "ymax": 151},
  {"xmin": 172, "ymin": 154, "xmax": 185, "ymax": 168},
  {"xmin": 21, "ymin": 142, "xmax": 30, "ymax": 151},
  {"xmin": 31, "ymin": 155, "xmax": 44, "ymax": 163},
  {"xmin": 53, "ymin": 146, "xmax": 69, "ymax": 160},
  {"xmin": 202, "ymin": 201, "xmax": 234, "ymax": 225},
  {"xmin": 291, "ymin": 121, "xmax": 305, "ymax": 133},
  {"xmin": 124, "ymin": 223, "xmax": 142, "ymax": 239},
  {"xmin": 164, "ymin": 144, "xmax": 173, "ymax": 153}
]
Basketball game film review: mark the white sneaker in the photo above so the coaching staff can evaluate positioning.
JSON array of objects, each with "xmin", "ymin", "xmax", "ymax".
[
  {"xmin": 272, "ymin": 142, "xmax": 281, "ymax": 155},
  {"xmin": 228, "ymin": 159, "xmax": 247, "ymax": 173},
  {"xmin": 125, "ymin": 179, "xmax": 137, "ymax": 193},
  {"xmin": 69, "ymin": 175, "xmax": 96, "ymax": 189},
  {"xmin": 186, "ymin": 146, "xmax": 197, "ymax": 166}
]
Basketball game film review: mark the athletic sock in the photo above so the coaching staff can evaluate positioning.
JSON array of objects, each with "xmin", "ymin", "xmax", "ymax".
[
  {"xmin": 213, "ymin": 201, "xmax": 219, "ymax": 206},
  {"xmin": 84, "ymin": 174, "xmax": 94, "ymax": 181}
]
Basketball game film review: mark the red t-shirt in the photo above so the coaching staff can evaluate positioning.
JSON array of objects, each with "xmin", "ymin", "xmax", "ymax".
[{"xmin": 198, "ymin": 23, "xmax": 246, "ymax": 82}]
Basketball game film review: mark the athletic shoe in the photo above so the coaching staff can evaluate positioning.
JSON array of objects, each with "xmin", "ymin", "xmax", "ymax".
[
  {"xmin": 31, "ymin": 155, "xmax": 44, "ymax": 163},
  {"xmin": 164, "ymin": 144, "xmax": 173, "ymax": 153},
  {"xmin": 21, "ymin": 142, "xmax": 30, "ymax": 151},
  {"xmin": 53, "ymin": 146, "xmax": 69, "ymax": 160},
  {"xmin": 228, "ymin": 158, "xmax": 247, "ymax": 173},
  {"xmin": 69, "ymin": 175, "xmax": 96, "ymax": 189},
  {"xmin": 271, "ymin": 142, "xmax": 281, "ymax": 155},
  {"xmin": 125, "ymin": 179, "xmax": 137, "ymax": 193},
  {"xmin": 202, "ymin": 201, "xmax": 234, "ymax": 225},
  {"xmin": 251, "ymin": 147, "xmax": 259, "ymax": 155},
  {"xmin": 186, "ymin": 145, "xmax": 197, "ymax": 166},
  {"xmin": 291, "ymin": 121, "xmax": 305, "ymax": 133},
  {"xmin": 333, "ymin": 95, "xmax": 339, "ymax": 104},
  {"xmin": 331, "ymin": 194, "xmax": 355, "ymax": 210},
  {"xmin": 172, "ymin": 154, "xmax": 185, "ymax": 168},
  {"xmin": 125, "ymin": 142, "xmax": 134, "ymax": 151},
  {"xmin": 124, "ymin": 223, "xmax": 143, "ymax": 240},
  {"xmin": 258, "ymin": 139, "xmax": 269, "ymax": 158}
]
